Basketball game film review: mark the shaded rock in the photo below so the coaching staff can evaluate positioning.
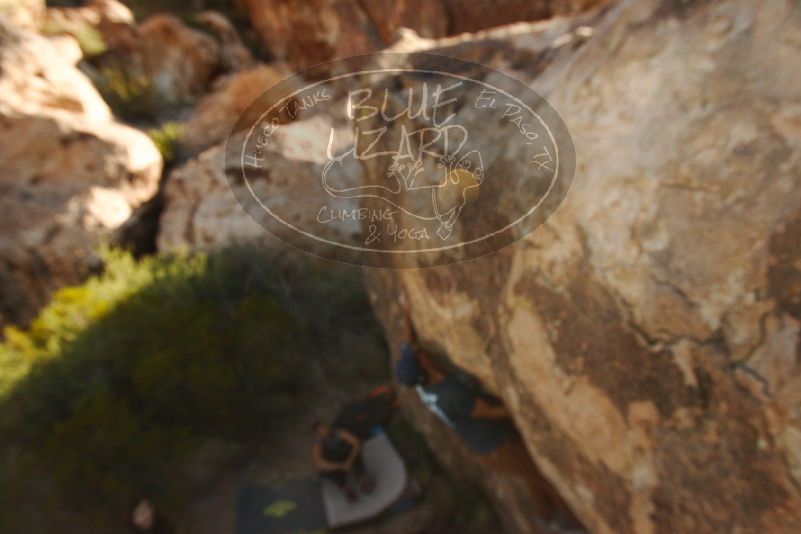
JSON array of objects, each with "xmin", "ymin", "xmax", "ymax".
[
  {"xmin": 360, "ymin": 0, "xmax": 448, "ymax": 44},
  {"xmin": 179, "ymin": 63, "xmax": 296, "ymax": 156},
  {"xmin": 195, "ymin": 10, "xmax": 254, "ymax": 72},
  {"xmin": 362, "ymin": 0, "xmax": 801, "ymax": 532},
  {"xmin": 0, "ymin": 20, "xmax": 161, "ymax": 327},
  {"xmin": 88, "ymin": 9, "xmax": 255, "ymax": 114},
  {"xmin": 442, "ymin": 0, "xmax": 551, "ymax": 34},
  {"xmin": 238, "ymin": 0, "xmax": 608, "ymax": 70},
  {"xmin": 237, "ymin": 0, "xmax": 382, "ymax": 72}
]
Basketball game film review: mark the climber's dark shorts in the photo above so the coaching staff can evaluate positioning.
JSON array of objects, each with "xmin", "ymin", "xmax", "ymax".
[{"xmin": 417, "ymin": 374, "xmax": 511, "ymax": 455}]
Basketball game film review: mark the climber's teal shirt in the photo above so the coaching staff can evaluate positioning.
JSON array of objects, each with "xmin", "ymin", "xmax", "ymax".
[{"xmin": 416, "ymin": 373, "xmax": 510, "ymax": 455}]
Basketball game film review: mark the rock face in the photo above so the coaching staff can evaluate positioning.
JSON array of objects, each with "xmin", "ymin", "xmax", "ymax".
[
  {"xmin": 364, "ymin": 0, "xmax": 801, "ymax": 532},
  {"xmin": 0, "ymin": 20, "xmax": 161, "ymax": 326},
  {"xmin": 238, "ymin": 0, "xmax": 607, "ymax": 70}
]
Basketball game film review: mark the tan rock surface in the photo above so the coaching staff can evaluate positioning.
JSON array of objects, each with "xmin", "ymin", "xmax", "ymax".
[
  {"xmin": 238, "ymin": 0, "xmax": 608, "ymax": 70},
  {"xmin": 363, "ymin": 0, "xmax": 801, "ymax": 532},
  {"xmin": 0, "ymin": 21, "xmax": 161, "ymax": 327}
]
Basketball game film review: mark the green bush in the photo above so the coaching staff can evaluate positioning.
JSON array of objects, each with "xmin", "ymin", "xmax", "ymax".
[
  {"xmin": 147, "ymin": 121, "xmax": 184, "ymax": 165},
  {"xmin": 0, "ymin": 248, "xmax": 310, "ymax": 519}
]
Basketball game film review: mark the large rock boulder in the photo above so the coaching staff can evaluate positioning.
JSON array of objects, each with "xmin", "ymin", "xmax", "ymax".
[
  {"xmin": 0, "ymin": 21, "xmax": 161, "ymax": 327},
  {"xmin": 158, "ymin": 114, "xmax": 359, "ymax": 253},
  {"xmin": 364, "ymin": 0, "xmax": 801, "ymax": 532}
]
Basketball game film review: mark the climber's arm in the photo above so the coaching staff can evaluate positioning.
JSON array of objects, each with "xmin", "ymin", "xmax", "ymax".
[
  {"xmin": 312, "ymin": 443, "xmax": 346, "ymax": 472},
  {"xmin": 416, "ymin": 347, "xmax": 445, "ymax": 383},
  {"xmin": 338, "ymin": 429, "xmax": 362, "ymax": 467},
  {"xmin": 400, "ymin": 292, "xmax": 445, "ymax": 383}
]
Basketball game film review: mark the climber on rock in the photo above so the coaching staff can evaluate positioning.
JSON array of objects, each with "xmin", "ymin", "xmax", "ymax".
[
  {"xmin": 393, "ymin": 297, "xmax": 511, "ymax": 455},
  {"xmin": 311, "ymin": 421, "xmax": 375, "ymax": 502},
  {"xmin": 393, "ymin": 299, "xmax": 586, "ymax": 529}
]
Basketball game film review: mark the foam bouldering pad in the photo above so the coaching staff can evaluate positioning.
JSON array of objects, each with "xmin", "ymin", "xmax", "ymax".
[
  {"xmin": 321, "ymin": 433, "xmax": 407, "ymax": 528},
  {"xmin": 236, "ymin": 478, "xmax": 327, "ymax": 534}
]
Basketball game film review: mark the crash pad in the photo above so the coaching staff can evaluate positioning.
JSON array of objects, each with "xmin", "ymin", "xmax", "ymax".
[
  {"xmin": 236, "ymin": 433, "xmax": 407, "ymax": 533},
  {"xmin": 321, "ymin": 432, "xmax": 407, "ymax": 528},
  {"xmin": 236, "ymin": 478, "xmax": 327, "ymax": 534}
]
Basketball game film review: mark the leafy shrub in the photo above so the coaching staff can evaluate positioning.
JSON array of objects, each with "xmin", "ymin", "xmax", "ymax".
[
  {"xmin": 0, "ymin": 248, "xmax": 310, "ymax": 519},
  {"xmin": 147, "ymin": 121, "xmax": 184, "ymax": 164}
]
